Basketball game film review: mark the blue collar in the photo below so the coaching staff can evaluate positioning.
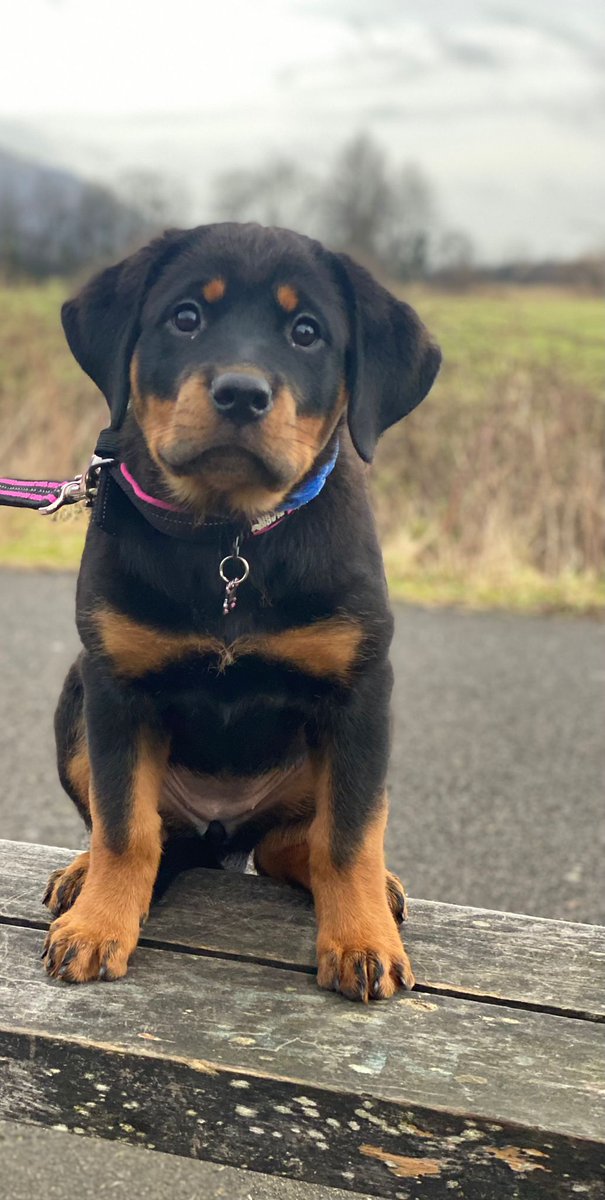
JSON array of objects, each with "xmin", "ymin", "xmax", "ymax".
[{"xmin": 249, "ymin": 439, "xmax": 339, "ymax": 535}]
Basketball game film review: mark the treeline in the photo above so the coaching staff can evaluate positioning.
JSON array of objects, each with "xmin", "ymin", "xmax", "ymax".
[
  {"xmin": 459, "ymin": 256, "xmax": 605, "ymax": 293},
  {"xmin": 210, "ymin": 135, "xmax": 604, "ymax": 290},
  {"xmin": 1, "ymin": 134, "xmax": 602, "ymax": 289},
  {"xmin": 211, "ymin": 133, "xmax": 464, "ymax": 282}
]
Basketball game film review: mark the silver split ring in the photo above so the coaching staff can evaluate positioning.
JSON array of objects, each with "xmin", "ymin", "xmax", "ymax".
[{"xmin": 219, "ymin": 554, "xmax": 250, "ymax": 585}]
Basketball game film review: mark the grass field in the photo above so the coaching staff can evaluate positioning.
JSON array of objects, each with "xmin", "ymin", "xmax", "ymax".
[{"xmin": 0, "ymin": 280, "xmax": 603, "ymax": 613}]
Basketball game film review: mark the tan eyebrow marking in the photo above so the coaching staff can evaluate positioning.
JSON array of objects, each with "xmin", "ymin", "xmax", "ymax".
[
  {"xmin": 203, "ymin": 278, "xmax": 226, "ymax": 303},
  {"xmin": 277, "ymin": 284, "xmax": 299, "ymax": 313}
]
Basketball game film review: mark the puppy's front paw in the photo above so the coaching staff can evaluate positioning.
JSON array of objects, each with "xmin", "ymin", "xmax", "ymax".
[
  {"xmin": 42, "ymin": 902, "xmax": 139, "ymax": 983},
  {"xmin": 317, "ymin": 925, "xmax": 415, "ymax": 1003}
]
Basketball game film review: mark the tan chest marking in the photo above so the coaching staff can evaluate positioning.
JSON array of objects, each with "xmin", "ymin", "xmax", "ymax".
[
  {"xmin": 94, "ymin": 608, "xmax": 363, "ymax": 682},
  {"xmin": 252, "ymin": 621, "xmax": 363, "ymax": 680},
  {"xmin": 94, "ymin": 610, "xmax": 222, "ymax": 678}
]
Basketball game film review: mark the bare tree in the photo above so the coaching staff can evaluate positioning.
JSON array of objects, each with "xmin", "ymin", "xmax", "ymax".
[
  {"xmin": 213, "ymin": 157, "xmax": 317, "ymax": 233},
  {"xmin": 320, "ymin": 134, "xmax": 439, "ymax": 278},
  {"xmin": 383, "ymin": 164, "xmax": 438, "ymax": 279},
  {"xmin": 321, "ymin": 133, "xmax": 395, "ymax": 262},
  {"xmin": 434, "ymin": 230, "xmax": 476, "ymax": 288},
  {"xmin": 117, "ymin": 169, "xmax": 190, "ymax": 233}
]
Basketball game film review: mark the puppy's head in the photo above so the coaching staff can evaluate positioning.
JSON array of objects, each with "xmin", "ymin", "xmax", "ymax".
[{"xmin": 62, "ymin": 223, "xmax": 440, "ymax": 518}]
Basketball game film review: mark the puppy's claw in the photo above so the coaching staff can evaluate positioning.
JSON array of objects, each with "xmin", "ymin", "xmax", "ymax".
[
  {"xmin": 370, "ymin": 955, "xmax": 385, "ymax": 999},
  {"xmin": 349, "ymin": 955, "xmax": 369, "ymax": 1003},
  {"xmin": 395, "ymin": 961, "xmax": 416, "ymax": 991},
  {"xmin": 386, "ymin": 871, "xmax": 409, "ymax": 926}
]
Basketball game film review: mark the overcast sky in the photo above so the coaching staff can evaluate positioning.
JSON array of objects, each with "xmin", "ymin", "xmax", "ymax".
[{"xmin": 0, "ymin": 0, "xmax": 603, "ymax": 261}]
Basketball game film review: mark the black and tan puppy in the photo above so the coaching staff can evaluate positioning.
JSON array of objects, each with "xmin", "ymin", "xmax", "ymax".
[{"xmin": 42, "ymin": 223, "xmax": 440, "ymax": 1001}]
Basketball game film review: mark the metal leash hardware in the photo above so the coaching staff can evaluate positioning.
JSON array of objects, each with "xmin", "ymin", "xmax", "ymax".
[
  {"xmin": 39, "ymin": 454, "xmax": 115, "ymax": 516},
  {"xmin": 219, "ymin": 535, "xmax": 250, "ymax": 616}
]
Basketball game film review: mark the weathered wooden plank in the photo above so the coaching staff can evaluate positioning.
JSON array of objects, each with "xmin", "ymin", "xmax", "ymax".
[
  {"xmin": 0, "ymin": 924, "xmax": 604, "ymax": 1200},
  {"xmin": 2, "ymin": 839, "xmax": 604, "ymax": 1020},
  {"xmin": 10, "ymin": 924, "xmax": 604, "ymax": 1134},
  {"xmin": 3, "ymin": 1029, "xmax": 604, "ymax": 1200}
]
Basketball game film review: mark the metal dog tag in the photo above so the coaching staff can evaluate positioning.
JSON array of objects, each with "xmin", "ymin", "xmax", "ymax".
[{"xmin": 219, "ymin": 537, "xmax": 250, "ymax": 615}]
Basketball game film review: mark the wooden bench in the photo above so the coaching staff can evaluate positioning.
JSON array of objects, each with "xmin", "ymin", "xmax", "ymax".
[{"xmin": 0, "ymin": 839, "xmax": 603, "ymax": 1198}]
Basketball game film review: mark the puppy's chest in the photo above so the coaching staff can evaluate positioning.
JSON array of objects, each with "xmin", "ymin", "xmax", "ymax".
[
  {"xmin": 94, "ymin": 606, "xmax": 363, "ymax": 687},
  {"xmin": 92, "ymin": 604, "xmax": 362, "ymax": 781}
]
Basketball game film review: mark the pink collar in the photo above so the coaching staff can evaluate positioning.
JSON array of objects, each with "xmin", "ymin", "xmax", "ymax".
[{"xmin": 117, "ymin": 462, "xmax": 305, "ymax": 536}]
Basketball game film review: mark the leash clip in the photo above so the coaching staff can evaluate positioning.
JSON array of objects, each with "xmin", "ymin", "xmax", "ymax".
[
  {"xmin": 84, "ymin": 454, "xmax": 115, "ymax": 501},
  {"xmin": 39, "ymin": 454, "xmax": 114, "ymax": 516},
  {"xmin": 219, "ymin": 536, "xmax": 250, "ymax": 616},
  {"xmin": 39, "ymin": 474, "xmax": 85, "ymax": 515}
]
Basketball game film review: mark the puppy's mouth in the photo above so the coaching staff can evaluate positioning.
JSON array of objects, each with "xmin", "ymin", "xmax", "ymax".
[{"xmin": 158, "ymin": 440, "xmax": 292, "ymax": 491}]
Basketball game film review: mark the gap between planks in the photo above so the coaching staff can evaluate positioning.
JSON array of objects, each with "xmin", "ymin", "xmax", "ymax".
[{"xmin": 1, "ymin": 910, "xmax": 602, "ymax": 1027}]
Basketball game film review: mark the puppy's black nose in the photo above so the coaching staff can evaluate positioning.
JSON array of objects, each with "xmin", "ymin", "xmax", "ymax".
[{"xmin": 211, "ymin": 372, "xmax": 273, "ymax": 423}]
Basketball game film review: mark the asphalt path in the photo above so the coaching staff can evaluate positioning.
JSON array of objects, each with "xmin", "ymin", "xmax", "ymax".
[
  {"xmin": 0, "ymin": 1120, "xmax": 369, "ymax": 1200},
  {"xmin": 0, "ymin": 569, "xmax": 603, "ymax": 923}
]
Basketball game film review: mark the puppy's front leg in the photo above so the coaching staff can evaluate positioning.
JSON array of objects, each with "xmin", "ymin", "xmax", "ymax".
[
  {"xmin": 44, "ymin": 660, "xmax": 166, "ymax": 983},
  {"xmin": 309, "ymin": 666, "xmax": 415, "ymax": 1002}
]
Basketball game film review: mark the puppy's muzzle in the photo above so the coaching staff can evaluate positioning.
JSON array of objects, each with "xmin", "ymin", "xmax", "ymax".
[{"xmin": 211, "ymin": 372, "xmax": 273, "ymax": 424}]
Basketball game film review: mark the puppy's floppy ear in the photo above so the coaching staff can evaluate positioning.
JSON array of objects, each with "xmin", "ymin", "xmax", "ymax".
[
  {"xmin": 61, "ymin": 229, "xmax": 188, "ymax": 430},
  {"xmin": 332, "ymin": 253, "xmax": 441, "ymax": 463}
]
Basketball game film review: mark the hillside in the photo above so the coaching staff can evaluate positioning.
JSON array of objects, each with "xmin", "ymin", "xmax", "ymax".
[{"xmin": 0, "ymin": 146, "xmax": 149, "ymax": 278}]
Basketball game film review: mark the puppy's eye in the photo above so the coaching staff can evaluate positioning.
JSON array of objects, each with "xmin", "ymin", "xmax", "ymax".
[
  {"xmin": 290, "ymin": 315, "xmax": 321, "ymax": 348},
  {"xmin": 170, "ymin": 302, "xmax": 203, "ymax": 335}
]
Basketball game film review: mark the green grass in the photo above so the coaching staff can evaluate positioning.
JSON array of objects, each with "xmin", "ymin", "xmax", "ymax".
[
  {"xmin": 0, "ymin": 279, "xmax": 603, "ymax": 614},
  {"xmin": 385, "ymin": 557, "xmax": 605, "ymax": 617},
  {"xmin": 407, "ymin": 285, "xmax": 605, "ymax": 395},
  {"xmin": 0, "ymin": 508, "xmax": 89, "ymax": 569}
]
